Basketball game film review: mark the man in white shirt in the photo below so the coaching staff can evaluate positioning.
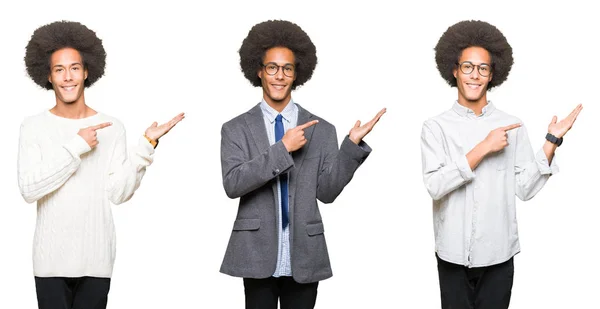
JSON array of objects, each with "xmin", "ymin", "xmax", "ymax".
[
  {"xmin": 421, "ymin": 20, "xmax": 582, "ymax": 309},
  {"xmin": 19, "ymin": 20, "xmax": 184, "ymax": 309}
]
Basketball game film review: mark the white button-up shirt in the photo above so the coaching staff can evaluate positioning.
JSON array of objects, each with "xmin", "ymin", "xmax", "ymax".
[
  {"xmin": 421, "ymin": 101, "xmax": 559, "ymax": 267},
  {"xmin": 260, "ymin": 99, "xmax": 298, "ymax": 277}
]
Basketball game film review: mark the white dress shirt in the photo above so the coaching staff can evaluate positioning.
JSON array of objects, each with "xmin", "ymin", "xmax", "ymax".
[
  {"xmin": 421, "ymin": 101, "xmax": 559, "ymax": 267},
  {"xmin": 260, "ymin": 99, "xmax": 298, "ymax": 277}
]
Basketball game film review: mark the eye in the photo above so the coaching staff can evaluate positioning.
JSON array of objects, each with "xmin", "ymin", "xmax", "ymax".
[
  {"xmin": 284, "ymin": 66, "xmax": 294, "ymax": 72},
  {"xmin": 267, "ymin": 64, "xmax": 278, "ymax": 70},
  {"xmin": 55, "ymin": 68, "xmax": 63, "ymax": 73},
  {"xmin": 480, "ymin": 66, "xmax": 489, "ymax": 72},
  {"xmin": 463, "ymin": 63, "xmax": 473, "ymax": 70}
]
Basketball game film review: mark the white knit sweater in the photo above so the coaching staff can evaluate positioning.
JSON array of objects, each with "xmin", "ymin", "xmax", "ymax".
[{"xmin": 17, "ymin": 110, "xmax": 154, "ymax": 278}]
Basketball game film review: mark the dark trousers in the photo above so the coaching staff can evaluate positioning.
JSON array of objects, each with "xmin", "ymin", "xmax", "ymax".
[
  {"xmin": 35, "ymin": 276, "xmax": 111, "ymax": 309},
  {"xmin": 243, "ymin": 276, "xmax": 318, "ymax": 309},
  {"xmin": 436, "ymin": 254, "xmax": 514, "ymax": 309}
]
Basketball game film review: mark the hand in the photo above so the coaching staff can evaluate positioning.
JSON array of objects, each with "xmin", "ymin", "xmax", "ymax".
[
  {"xmin": 348, "ymin": 108, "xmax": 386, "ymax": 144},
  {"xmin": 483, "ymin": 123, "xmax": 521, "ymax": 153},
  {"xmin": 548, "ymin": 104, "xmax": 583, "ymax": 138},
  {"xmin": 145, "ymin": 112, "xmax": 185, "ymax": 142},
  {"xmin": 78, "ymin": 122, "xmax": 112, "ymax": 148},
  {"xmin": 281, "ymin": 120, "xmax": 319, "ymax": 152}
]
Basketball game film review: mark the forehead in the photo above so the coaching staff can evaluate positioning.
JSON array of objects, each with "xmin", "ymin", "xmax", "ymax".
[
  {"xmin": 50, "ymin": 47, "xmax": 83, "ymax": 66},
  {"xmin": 459, "ymin": 46, "xmax": 491, "ymax": 64},
  {"xmin": 263, "ymin": 47, "xmax": 295, "ymax": 64}
]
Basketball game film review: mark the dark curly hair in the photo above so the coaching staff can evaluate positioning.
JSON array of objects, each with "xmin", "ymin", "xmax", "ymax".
[
  {"xmin": 434, "ymin": 20, "xmax": 513, "ymax": 90},
  {"xmin": 239, "ymin": 20, "xmax": 317, "ymax": 90},
  {"xmin": 25, "ymin": 20, "xmax": 106, "ymax": 90}
]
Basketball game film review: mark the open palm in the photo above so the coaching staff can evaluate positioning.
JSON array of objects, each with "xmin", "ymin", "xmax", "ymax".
[
  {"xmin": 548, "ymin": 104, "xmax": 582, "ymax": 138},
  {"xmin": 145, "ymin": 112, "xmax": 185, "ymax": 141},
  {"xmin": 348, "ymin": 108, "xmax": 386, "ymax": 144}
]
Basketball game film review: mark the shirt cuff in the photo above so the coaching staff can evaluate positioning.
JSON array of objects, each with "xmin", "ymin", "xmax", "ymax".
[
  {"xmin": 63, "ymin": 135, "xmax": 92, "ymax": 158},
  {"xmin": 137, "ymin": 135, "xmax": 156, "ymax": 156},
  {"xmin": 535, "ymin": 148, "xmax": 559, "ymax": 175},
  {"xmin": 457, "ymin": 155, "xmax": 476, "ymax": 181}
]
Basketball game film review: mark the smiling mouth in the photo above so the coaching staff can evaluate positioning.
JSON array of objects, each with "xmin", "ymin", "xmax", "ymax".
[
  {"xmin": 466, "ymin": 83, "xmax": 481, "ymax": 90},
  {"xmin": 271, "ymin": 84, "xmax": 286, "ymax": 90},
  {"xmin": 61, "ymin": 85, "xmax": 76, "ymax": 91}
]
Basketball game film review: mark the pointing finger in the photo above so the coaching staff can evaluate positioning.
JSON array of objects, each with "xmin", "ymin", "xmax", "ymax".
[
  {"xmin": 297, "ymin": 120, "xmax": 319, "ymax": 130},
  {"xmin": 91, "ymin": 122, "xmax": 112, "ymax": 131},
  {"xmin": 501, "ymin": 123, "xmax": 521, "ymax": 131}
]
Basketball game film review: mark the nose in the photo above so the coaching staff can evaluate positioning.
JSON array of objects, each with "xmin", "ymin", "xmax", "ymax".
[
  {"xmin": 63, "ymin": 69, "xmax": 73, "ymax": 81},
  {"xmin": 469, "ymin": 67, "xmax": 480, "ymax": 79},
  {"xmin": 274, "ymin": 67, "xmax": 285, "ymax": 80}
]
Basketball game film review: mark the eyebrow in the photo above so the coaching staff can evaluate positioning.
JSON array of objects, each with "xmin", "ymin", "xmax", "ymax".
[
  {"xmin": 265, "ymin": 62, "xmax": 295, "ymax": 66},
  {"xmin": 52, "ymin": 62, "xmax": 83, "ymax": 69}
]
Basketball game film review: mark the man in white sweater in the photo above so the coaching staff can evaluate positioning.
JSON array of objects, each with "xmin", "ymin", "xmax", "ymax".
[{"xmin": 18, "ymin": 21, "xmax": 184, "ymax": 309}]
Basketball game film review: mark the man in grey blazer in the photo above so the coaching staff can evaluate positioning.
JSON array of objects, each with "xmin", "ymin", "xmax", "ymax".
[{"xmin": 220, "ymin": 20, "xmax": 385, "ymax": 309}]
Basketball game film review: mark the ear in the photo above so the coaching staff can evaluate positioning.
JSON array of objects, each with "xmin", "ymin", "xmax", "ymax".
[
  {"xmin": 257, "ymin": 68, "xmax": 262, "ymax": 80},
  {"xmin": 84, "ymin": 68, "xmax": 88, "ymax": 80},
  {"xmin": 453, "ymin": 67, "xmax": 457, "ymax": 79},
  {"xmin": 48, "ymin": 73, "xmax": 52, "ymax": 84}
]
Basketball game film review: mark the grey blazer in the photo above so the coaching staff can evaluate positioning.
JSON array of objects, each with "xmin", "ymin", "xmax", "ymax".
[{"xmin": 220, "ymin": 103, "xmax": 371, "ymax": 283}]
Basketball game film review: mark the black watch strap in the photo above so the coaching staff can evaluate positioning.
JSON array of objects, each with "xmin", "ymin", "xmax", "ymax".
[{"xmin": 545, "ymin": 133, "xmax": 563, "ymax": 146}]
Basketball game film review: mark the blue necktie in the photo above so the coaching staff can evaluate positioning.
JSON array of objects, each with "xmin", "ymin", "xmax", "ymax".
[{"xmin": 275, "ymin": 114, "xmax": 289, "ymax": 228}]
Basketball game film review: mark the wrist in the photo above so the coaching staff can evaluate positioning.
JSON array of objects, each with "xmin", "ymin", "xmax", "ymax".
[
  {"xmin": 479, "ymin": 140, "xmax": 493, "ymax": 155},
  {"xmin": 144, "ymin": 134, "xmax": 158, "ymax": 148},
  {"xmin": 281, "ymin": 139, "xmax": 291, "ymax": 152},
  {"xmin": 349, "ymin": 134, "xmax": 360, "ymax": 145}
]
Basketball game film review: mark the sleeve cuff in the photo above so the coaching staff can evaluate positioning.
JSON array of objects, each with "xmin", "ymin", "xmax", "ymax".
[
  {"xmin": 138, "ymin": 135, "xmax": 156, "ymax": 156},
  {"xmin": 340, "ymin": 136, "xmax": 371, "ymax": 162},
  {"xmin": 63, "ymin": 135, "xmax": 92, "ymax": 158},
  {"xmin": 273, "ymin": 140, "xmax": 295, "ymax": 174},
  {"xmin": 535, "ymin": 148, "xmax": 559, "ymax": 175},
  {"xmin": 457, "ymin": 155, "xmax": 476, "ymax": 181}
]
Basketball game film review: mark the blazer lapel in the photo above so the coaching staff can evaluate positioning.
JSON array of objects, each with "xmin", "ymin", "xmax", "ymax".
[
  {"xmin": 244, "ymin": 104, "xmax": 270, "ymax": 153},
  {"xmin": 289, "ymin": 104, "xmax": 316, "ymax": 199},
  {"xmin": 245, "ymin": 103, "xmax": 280, "ymax": 222}
]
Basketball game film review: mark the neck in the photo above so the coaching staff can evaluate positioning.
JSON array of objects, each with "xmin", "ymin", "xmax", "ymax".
[
  {"xmin": 264, "ymin": 96, "xmax": 292, "ymax": 113},
  {"xmin": 457, "ymin": 96, "xmax": 487, "ymax": 116},
  {"xmin": 50, "ymin": 100, "xmax": 95, "ymax": 119}
]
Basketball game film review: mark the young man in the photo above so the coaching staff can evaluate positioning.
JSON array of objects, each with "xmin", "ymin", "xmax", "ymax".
[
  {"xmin": 220, "ymin": 20, "xmax": 385, "ymax": 309},
  {"xmin": 421, "ymin": 20, "xmax": 582, "ymax": 309},
  {"xmin": 18, "ymin": 21, "xmax": 184, "ymax": 309}
]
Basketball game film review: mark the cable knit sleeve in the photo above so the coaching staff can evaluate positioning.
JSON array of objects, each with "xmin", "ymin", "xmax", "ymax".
[
  {"xmin": 105, "ymin": 129, "xmax": 154, "ymax": 205},
  {"xmin": 17, "ymin": 121, "xmax": 91, "ymax": 203}
]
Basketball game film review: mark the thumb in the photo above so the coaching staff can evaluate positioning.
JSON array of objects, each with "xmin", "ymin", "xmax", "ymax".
[
  {"xmin": 151, "ymin": 121, "xmax": 158, "ymax": 128},
  {"xmin": 551, "ymin": 116, "xmax": 557, "ymax": 124},
  {"xmin": 354, "ymin": 120, "xmax": 361, "ymax": 128}
]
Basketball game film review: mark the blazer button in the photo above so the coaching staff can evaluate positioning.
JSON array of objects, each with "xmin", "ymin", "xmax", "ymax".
[{"xmin": 273, "ymin": 169, "xmax": 280, "ymax": 175}]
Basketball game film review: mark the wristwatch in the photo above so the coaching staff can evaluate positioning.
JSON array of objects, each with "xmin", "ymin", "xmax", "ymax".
[{"xmin": 545, "ymin": 133, "xmax": 563, "ymax": 147}]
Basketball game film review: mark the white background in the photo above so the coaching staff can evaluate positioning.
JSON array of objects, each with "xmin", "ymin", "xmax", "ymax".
[{"xmin": 1, "ymin": 0, "xmax": 598, "ymax": 308}]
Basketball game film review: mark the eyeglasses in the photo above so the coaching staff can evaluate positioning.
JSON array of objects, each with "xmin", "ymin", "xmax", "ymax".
[
  {"xmin": 262, "ymin": 62, "xmax": 295, "ymax": 77},
  {"xmin": 457, "ymin": 61, "xmax": 492, "ymax": 77}
]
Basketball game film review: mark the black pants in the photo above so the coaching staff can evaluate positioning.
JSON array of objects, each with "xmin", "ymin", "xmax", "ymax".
[
  {"xmin": 243, "ymin": 276, "xmax": 318, "ymax": 309},
  {"xmin": 436, "ymin": 254, "xmax": 514, "ymax": 309},
  {"xmin": 35, "ymin": 276, "xmax": 111, "ymax": 309}
]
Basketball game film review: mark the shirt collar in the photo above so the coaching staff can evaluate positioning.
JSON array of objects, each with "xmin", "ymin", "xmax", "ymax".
[
  {"xmin": 452, "ymin": 101, "xmax": 496, "ymax": 118},
  {"xmin": 260, "ymin": 99, "xmax": 296, "ymax": 123}
]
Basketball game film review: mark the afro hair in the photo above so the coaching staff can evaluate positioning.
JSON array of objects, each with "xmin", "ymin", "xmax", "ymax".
[
  {"xmin": 25, "ymin": 20, "xmax": 106, "ymax": 90},
  {"xmin": 435, "ymin": 20, "xmax": 513, "ymax": 90},
  {"xmin": 239, "ymin": 20, "xmax": 317, "ymax": 90}
]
